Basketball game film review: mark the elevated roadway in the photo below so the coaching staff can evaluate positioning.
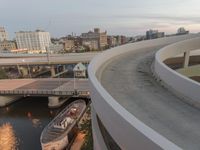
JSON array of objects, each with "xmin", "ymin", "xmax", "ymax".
[
  {"xmin": 0, "ymin": 52, "xmax": 99, "ymax": 66},
  {"xmin": 88, "ymin": 34, "xmax": 200, "ymax": 150},
  {"xmin": 100, "ymin": 46, "xmax": 200, "ymax": 150}
]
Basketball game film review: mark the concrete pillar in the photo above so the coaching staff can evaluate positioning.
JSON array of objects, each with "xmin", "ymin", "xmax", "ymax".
[
  {"xmin": 183, "ymin": 51, "xmax": 190, "ymax": 68},
  {"xmin": 0, "ymin": 96, "xmax": 21, "ymax": 107},
  {"xmin": 48, "ymin": 96, "xmax": 69, "ymax": 108},
  {"xmin": 20, "ymin": 67, "xmax": 28, "ymax": 77},
  {"xmin": 17, "ymin": 65, "xmax": 21, "ymax": 76},
  {"xmin": 50, "ymin": 66, "xmax": 55, "ymax": 77},
  {"xmin": 63, "ymin": 65, "xmax": 66, "ymax": 71},
  {"xmin": 48, "ymin": 96, "xmax": 59, "ymax": 108}
]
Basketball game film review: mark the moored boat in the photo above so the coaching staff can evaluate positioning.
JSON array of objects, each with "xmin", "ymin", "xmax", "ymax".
[{"xmin": 40, "ymin": 99, "xmax": 86, "ymax": 150}]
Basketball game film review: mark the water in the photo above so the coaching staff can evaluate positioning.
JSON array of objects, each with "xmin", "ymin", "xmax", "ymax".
[{"xmin": 0, "ymin": 97, "xmax": 69, "ymax": 150}]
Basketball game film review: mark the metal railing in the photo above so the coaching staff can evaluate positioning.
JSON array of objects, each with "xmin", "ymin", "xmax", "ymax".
[{"xmin": 0, "ymin": 89, "xmax": 89, "ymax": 97}]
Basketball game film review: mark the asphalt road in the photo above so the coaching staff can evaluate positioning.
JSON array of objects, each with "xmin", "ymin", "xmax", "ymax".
[{"xmin": 100, "ymin": 46, "xmax": 200, "ymax": 150}]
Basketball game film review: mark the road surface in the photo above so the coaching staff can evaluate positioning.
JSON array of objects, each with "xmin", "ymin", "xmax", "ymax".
[{"xmin": 100, "ymin": 45, "xmax": 200, "ymax": 150}]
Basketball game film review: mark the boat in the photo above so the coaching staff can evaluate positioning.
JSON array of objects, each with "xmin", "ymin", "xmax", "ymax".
[{"xmin": 40, "ymin": 99, "xmax": 86, "ymax": 150}]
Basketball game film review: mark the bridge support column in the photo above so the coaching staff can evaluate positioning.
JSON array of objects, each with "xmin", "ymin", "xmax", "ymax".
[
  {"xmin": 183, "ymin": 51, "xmax": 190, "ymax": 68},
  {"xmin": 48, "ymin": 96, "xmax": 69, "ymax": 108},
  {"xmin": 63, "ymin": 65, "xmax": 66, "ymax": 72},
  {"xmin": 20, "ymin": 67, "xmax": 28, "ymax": 77},
  {"xmin": 50, "ymin": 66, "xmax": 55, "ymax": 77},
  {"xmin": 17, "ymin": 65, "xmax": 21, "ymax": 76},
  {"xmin": 48, "ymin": 96, "xmax": 59, "ymax": 108},
  {"xmin": 0, "ymin": 96, "xmax": 21, "ymax": 107}
]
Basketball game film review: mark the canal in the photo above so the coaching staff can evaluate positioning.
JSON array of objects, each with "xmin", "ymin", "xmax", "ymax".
[{"xmin": 0, "ymin": 97, "xmax": 72, "ymax": 150}]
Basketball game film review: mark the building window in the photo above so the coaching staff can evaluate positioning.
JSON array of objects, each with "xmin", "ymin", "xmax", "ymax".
[{"xmin": 96, "ymin": 115, "xmax": 121, "ymax": 150}]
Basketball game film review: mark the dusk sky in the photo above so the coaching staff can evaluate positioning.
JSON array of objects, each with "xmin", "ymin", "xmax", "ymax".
[{"xmin": 1, "ymin": 0, "xmax": 200, "ymax": 38}]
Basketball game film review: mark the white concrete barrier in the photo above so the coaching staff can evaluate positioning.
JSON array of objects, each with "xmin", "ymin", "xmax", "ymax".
[{"xmin": 154, "ymin": 37, "xmax": 200, "ymax": 107}]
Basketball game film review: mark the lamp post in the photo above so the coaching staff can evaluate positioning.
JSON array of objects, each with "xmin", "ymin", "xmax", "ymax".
[
  {"xmin": 22, "ymin": 59, "xmax": 31, "ymax": 78},
  {"xmin": 73, "ymin": 71, "xmax": 76, "ymax": 90},
  {"xmin": 73, "ymin": 71, "xmax": 77, "ymax": 96},
  {"xmin": 46, "ymin": 46, "xmax": 50, "ymax": 65},
  {"xmin": 57, "ymin": 65, "xmax": 61, "ymax": 91}
]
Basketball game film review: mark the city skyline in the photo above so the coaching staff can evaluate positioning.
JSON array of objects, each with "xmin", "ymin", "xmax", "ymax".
[{"xmin": 0, "ymin": 0, "xmax": 200, "ymax": 38}]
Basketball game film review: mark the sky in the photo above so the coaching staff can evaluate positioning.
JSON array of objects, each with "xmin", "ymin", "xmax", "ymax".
[{"xmin": 0, "ymin": 0, "xmax": 200, "ymax": 38}]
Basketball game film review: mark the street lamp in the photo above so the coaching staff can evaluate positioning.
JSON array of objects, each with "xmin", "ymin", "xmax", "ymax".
[
  {"xmin": 22, "ymin": 59, "xmax": 31, "ymax": 78},
  {"xmin": 57, "ymin": 65, "xmax": 61, "ymax": 91},
  {"xmin": 46, "ymin": 46, "xmax": 50, "ymax": 64},
  {"xmin": 73, "ymin": 71, "xmax": 76, "ymax": 90}
]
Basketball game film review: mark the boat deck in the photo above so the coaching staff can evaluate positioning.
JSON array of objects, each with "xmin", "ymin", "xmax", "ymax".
[{"xmin": 41, "ymin": 100, "xmax": 86, "ymax": 144}]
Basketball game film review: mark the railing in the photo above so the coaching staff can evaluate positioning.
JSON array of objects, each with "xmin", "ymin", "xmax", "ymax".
[
  {"xmin": 154, "ymin": 37, "xmax": 200, "ymax": 108},
  {"xmin": 0, "ymin": 89, "xmax": 89, "ymax": 97}
]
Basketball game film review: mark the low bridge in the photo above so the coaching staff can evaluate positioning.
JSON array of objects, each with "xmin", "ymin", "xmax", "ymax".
[{"xmin": 0, "ymin": 78, "xmax": 89, "ymax": 108}]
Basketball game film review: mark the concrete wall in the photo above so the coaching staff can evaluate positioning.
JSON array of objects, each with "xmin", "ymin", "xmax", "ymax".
[
  {"xmin": 88, "ymin": 34, "xmax": 200, "ymax": 150},
  {"xmin": 154, "ymin": 37, "xmax": 200, "ymax": 108},
  {"xmin": 91, "ymin": 106, "xmax": 108, "ymax": 150}
]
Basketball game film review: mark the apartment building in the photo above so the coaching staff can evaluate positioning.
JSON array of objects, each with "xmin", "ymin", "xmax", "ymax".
[
  {"xmin": 15, "ymin": 30, "xmax": 51, "ymax": 51},
  {"xmin": 0, "ymin": 27, "xmax": 8, "ymax": 42}
]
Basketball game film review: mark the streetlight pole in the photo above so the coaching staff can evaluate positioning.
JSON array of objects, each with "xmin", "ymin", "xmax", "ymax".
[
  {"xmin": 73, "ymin": 71, "xmax": 76, "ymax": 90},
  {"xmin": 46, "ymin": 46, "xmax": 50, "ymax": 65},
  {"xmin": 73, "ymin": 70, "xmax": 77, "ymax": 96},
  {"xmin": 57, "ymin": 65, "xmax": 61, "ymax": 91}
]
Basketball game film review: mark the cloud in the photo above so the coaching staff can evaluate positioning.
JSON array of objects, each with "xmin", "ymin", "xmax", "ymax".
[{"xmin": 110, "ymin": 14, "xmax": 200, "ymax": 24}]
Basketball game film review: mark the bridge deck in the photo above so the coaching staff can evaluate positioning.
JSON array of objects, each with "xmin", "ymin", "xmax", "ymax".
[
  {"xmin": 0, "ymin": 52, "xmax": 99, "ymax": 66},
  {"xmin": 0, "ymin": 78, "xmax": 89, "ymax": 96}
]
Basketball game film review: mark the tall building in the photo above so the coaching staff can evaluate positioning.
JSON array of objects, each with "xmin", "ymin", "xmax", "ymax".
[
  {"xmin": 15, "ymin": 30, "xmax": 51, "ymax": 51},
  {"xmin": 81, "ymin": 28, "xmax": 108, "ymax": 50},
  {"xmin": 0, "ymin": 27, "xmax": 8, "ymax": 41},
  {"xmin": 146, "ymin": 29, "xmax": 165, "ymax": 39}
]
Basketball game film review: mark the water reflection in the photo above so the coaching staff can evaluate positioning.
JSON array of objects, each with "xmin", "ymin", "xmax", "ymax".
[
  {"xmin": 0, "ymin": 97, "xmax": 77, "ymax": 150},
  {"xmin": 0, "ymin": 123, "xmax": 17, "ymax": 150},
  {"xmin": 27, "ymin": 112, "xmax": 42, "ymax": 128},
  {"xmin": 0, "ymin": 97, "xmax": 59, "ymax": 150},
  {"xmin": 32, "ymin": 119, "xmax": 42, "ymax": 128}
]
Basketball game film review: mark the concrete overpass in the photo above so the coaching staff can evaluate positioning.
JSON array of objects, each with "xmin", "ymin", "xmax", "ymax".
[
  {"xmin": 0, "ymin": 52, "xmax": 99, "ymax": 66},
  {"xmin": 88, "ymin": 34, "xmax": 200, "ymax": 150},
  {"xmin": 0, "ymin": 78, "xmax": 89, "ymax": 108}
]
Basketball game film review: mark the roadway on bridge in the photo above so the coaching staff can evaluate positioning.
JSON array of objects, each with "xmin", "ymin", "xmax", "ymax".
[
  {"xmin": 100, "ymin": 45, "xmax": 200, "ymax": 150},
  {"xmin": 0, "ymin": 52, "xmax": 99, "ymax": 66},
  {"xmin": 0, "ymin": 78, "xmax": 89, "ymax": 96}
]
